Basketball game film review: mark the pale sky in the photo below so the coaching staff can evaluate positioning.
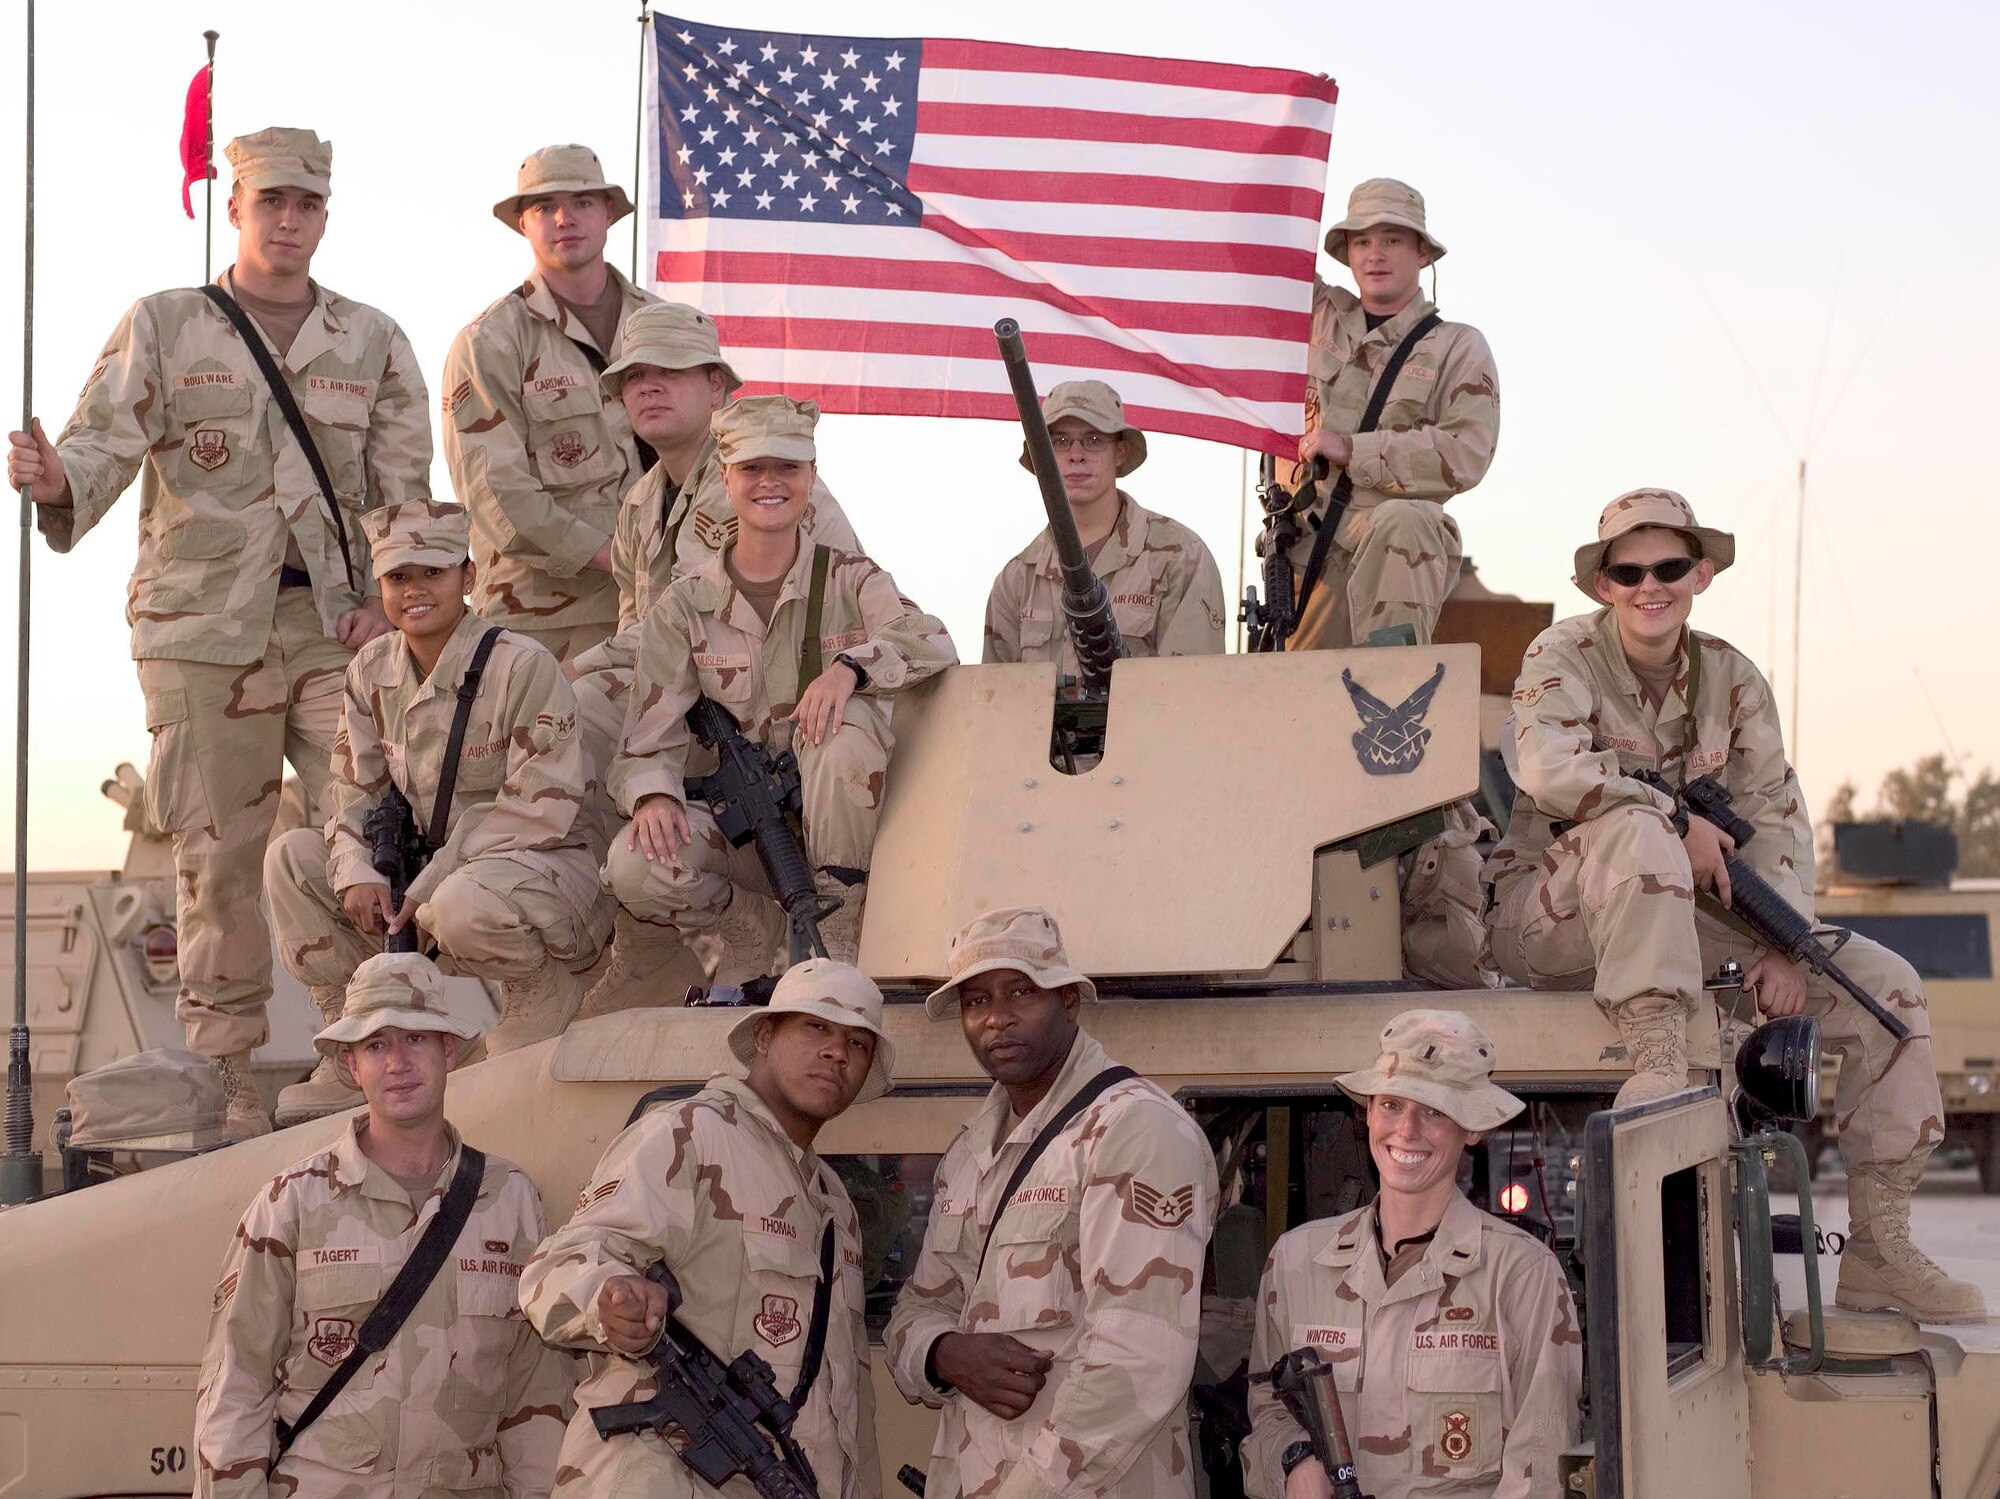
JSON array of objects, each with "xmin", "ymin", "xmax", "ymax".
[{"xmin": 1, "ymin": 0, "xmax": 1995, "ymax": 871}]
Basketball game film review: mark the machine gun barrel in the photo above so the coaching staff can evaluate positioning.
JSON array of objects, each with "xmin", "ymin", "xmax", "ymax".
[
  {"xmin": 1636, "ymin": 771, "xmax": 1910, "ymax": 1041},
  {"xmin": 1255, "ymin": 1347, "xmax": 1370, "ymax": 1499},
  {"xmin": 591, "ymin": 1261, "xmax": 821, "ymax": 1499},
  {"xmin": 993, "ymin": 317, "xmax": 1124, "ymax": 698},
  {"xmin": 685, "ymin": 695, "xmax": 828, "ymax": 962},
  {"xmin": 363, "ymin": 786, "xmax": 425, "ymax": 955}
]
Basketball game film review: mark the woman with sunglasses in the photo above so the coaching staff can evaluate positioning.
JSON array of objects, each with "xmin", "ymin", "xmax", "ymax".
[{"xmin": 1481, "ymin": 488, "xmax": 1982, "ymax": 1325}]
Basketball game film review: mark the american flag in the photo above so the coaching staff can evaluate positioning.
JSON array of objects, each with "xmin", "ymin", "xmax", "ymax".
[{"xmin": 645, "ymin": 16, "xmax": 1338, "ymax": 456}]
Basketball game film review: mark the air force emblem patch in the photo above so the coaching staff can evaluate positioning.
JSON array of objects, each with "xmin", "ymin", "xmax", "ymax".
[{"xmin": 1342, "ymin": 662, "xmax": 1446, "ymax": 776}]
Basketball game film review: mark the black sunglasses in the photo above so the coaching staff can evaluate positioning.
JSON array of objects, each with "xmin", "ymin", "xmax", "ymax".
[{"xmin": 1601, "ymin": 556, "xmax": 1699, "ymax": 588}]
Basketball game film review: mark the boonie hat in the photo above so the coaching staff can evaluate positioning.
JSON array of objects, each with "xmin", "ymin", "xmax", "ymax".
[
  {"xmin": 714, "ymin": 394, "xmax": 819, "ymax": 464},
  {"xmin": 600, "ymin": 302, "xmax": 744, "ymax": 398},
  {"xmin": 1018, "ymin": 380, "xmax": 1148, "ymax": 478},
  {"xmin": 362, "ymin": 500, "xmax": 472, "ymax": 577},
  {"xmin": 315, "ymin": 952, "xmax": 484, "ymax": 1086},
  {"xmin": 226, "ymin": 127, "xmax": 332, "ymax": 197},
  {"xmin": 726, "ymin": 958, "xmax": 897, "ymax": 1104},
  {"xmin": 1572, "ymin": 488, "xmax": 1737, "ymax": 604},
  {"xmin": 1324, "ymin": 177, "xmax": 1444, "ymax": 265},
  {"xmin": 494, "ymin": 144, "xmax": 635, "ymax": 230},
  {"xmin": 925, "ymin": 905, "xmax": 1099, "ymax": 1021},
  {"xmin": 1336, "ymin": 1009, "xmax": 1523, "ymax": 1133}
]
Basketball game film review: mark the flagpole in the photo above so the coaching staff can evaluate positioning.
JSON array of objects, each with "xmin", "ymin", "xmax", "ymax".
[
  {"xmin": 3, "ymin": 0, "xmax": 40, "ymax": 1206},
  {"xmin": 203, "ymin": 30, "xmax": 218, "ymax": 282},
  {"xmin": 631, "ymin": 1, "xmax": 650, "ymax": 283}
]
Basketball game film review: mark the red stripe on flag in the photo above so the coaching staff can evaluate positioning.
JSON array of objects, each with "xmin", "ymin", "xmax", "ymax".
[
  {"xmin": 916, "ymin": 101, "xmax": 1332, "ymax": 159},
  {"xmin": 907, "ymin": 164, "xmax": 1320, "ymax": 218},
  {"xmin": 925, "ymin": 37, "xmax": 1339, "ymax": 103},
  {"xmin": 711, "ymin": 316, "xmax": 1304, "ymax": 404},
  {"xmin": 922, "ymin": 214, "xmax": 1313, "ymax": 279},
  {"xmin": 657, "ymin": 250, "xmax": 1309, "ymax": 340},
  {"xmin": 736, "ymin": 379, "xmax": 1298, "ymax": 457}
]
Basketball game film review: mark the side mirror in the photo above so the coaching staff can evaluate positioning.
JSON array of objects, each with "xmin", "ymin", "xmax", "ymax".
[{"xmin": 1733, "ymin": 1015, "xmax": 1821, "ymax": 1132}]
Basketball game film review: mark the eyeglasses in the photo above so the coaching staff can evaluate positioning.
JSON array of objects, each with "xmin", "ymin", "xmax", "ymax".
[
  {"xmin": 1049, "ymin": 432, "xmax": 1115, "ymax": 453},
  {"xmin": 1601, "ymin": 556, "xmax": 1699, "ymax": 588}
]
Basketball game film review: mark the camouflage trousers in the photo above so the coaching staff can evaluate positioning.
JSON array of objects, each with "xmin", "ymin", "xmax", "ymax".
[
  {"xmin": 570, "ymin": 661, "xmax": 634, "ymax": 857},
  {"xmin": 506, "ymin": 617, "xmax": 613, "ymax": 667},
  {"xmin": 605, "ymin": 715, "xmax": 890, "ymax": 935},
  {"xmin": 135, "ymin": 588, "xmax": 351, "ymax": 1058},
  {"xmin": 265, "ymin": 827, "xmax": 610, "ymax": 989},
  {"xmin": 1402, "ymin": 800, "xmax": 1495, "ymax": 989},
  {"xmin": 1288, "ymin": 498, "xmax": 1462, "ymax": 652},
  {"xmin": 1489, "ymin": 803, "xmax": 1942, "ymax": 1174}
]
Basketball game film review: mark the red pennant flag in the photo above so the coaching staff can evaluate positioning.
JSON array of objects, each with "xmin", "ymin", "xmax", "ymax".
[{"xmin": 179, "ymin": 64, "xmax": 214, "ymax": 219}]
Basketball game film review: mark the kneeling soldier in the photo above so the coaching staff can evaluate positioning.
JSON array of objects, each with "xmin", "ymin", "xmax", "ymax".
[
  {"xmin": 983, "ymin": 379, "xmax": 1225, "ymax": 670},
  {"xmin": 1484, "ymin": 489, "xmax": 1984, "ymax": 1324},
  {"xmin": 267, "ymin": 500, "xmax": 609, "ymax": 1122},
  {"xmin": 886, "ymin": 906, "xmax": 1218, "ymax": 1499},
  {"xmin": 519, "ymin": 958, "xmax": 890, "ymax": 1496},
  {"xmin": 1243, "ymin": 1010, "xmax": 1581, "ymax": 1499},
  {"xmin": 605, "ymin": 395, "xmax": 956, "ymax": 973},
  {"xmin": 193, "ymin": 952, "xmax": 574, "ymax": 1493}
]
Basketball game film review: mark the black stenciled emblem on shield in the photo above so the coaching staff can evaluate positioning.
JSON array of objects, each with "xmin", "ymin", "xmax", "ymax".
[{"xmin": 1342, "ymin": 662, "xmax": 1446, "ymax": 775}]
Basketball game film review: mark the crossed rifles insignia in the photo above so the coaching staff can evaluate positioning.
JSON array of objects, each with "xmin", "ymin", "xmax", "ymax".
[{"xmin": 1342, "ymin": 662, "xmax": 1447, "ymax": 776}]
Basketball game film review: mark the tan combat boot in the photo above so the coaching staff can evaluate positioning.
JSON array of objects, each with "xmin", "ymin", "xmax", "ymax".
[
  {"xmin": 1836, "ymin": 1163, "xmax": 1988, "ymax": 1323},
  {"xmin": 215, "ymin": 1051, "xmax": 272, "ymax": 1139},
  {"xmin": 715, "ymin": 889, "xmax": 787, "ymax": 987},
  {"xmin": 274, "ymin": 985, "xmax": 363, "ymax": 1127},
  {"xmin": 575, "ymin": 912, "xmax": 710, "ymax": 1020},
  {"xmin": 487, "ymin": 961, "xmax": 589, "ymax": 1055},
  {"xmin": 814, "ymin": 872, "xmax": 866, "ymax": 966},
  {"xmin": 1609, "ymin": 995, "xmax": 1690, "ymax": 1108}
]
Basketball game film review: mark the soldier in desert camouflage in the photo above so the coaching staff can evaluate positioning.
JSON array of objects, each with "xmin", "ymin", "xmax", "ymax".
[
  {"xmin": 192, "ymin": 952, "xmax": 573, "ymax": 1496},
  {"xmin": 519, "ymin": 958, "xmax": 890, "ymax": 1497},
  {"xmin": 982, "ymin": 379, "xmax": 1226, "ymax": 671},
  {"xmin": 885, "ymin": 906, "xmax": 1218, "ymax": 1499},
  {"xmin": 265, "ymin": 501, "xmax": 608, "ymax": 1120},
  {"xmin": 5, "ymin": 127, "xmax": 431, "ymax": 1136},
  {"xmin": 605, "ymin": 395, "xmax": 956, "ymax": 974},
  {"xmin": 442, "ymin": 145, "xmax": 657, "ymax": 664},
  {"xmin": 564, "ymin": 303, "xmax": 861, "ymax": 1015},
  {"xmin": 1242, "ymin": 1010, "xmax": 1581, "ymax": 1499},
  {"xmin": 1485, "ymin": 488, "xmax": 1985, "ymax": 1325}
]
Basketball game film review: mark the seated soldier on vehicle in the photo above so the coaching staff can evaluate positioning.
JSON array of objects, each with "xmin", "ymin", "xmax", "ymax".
[
  {"xmin": 983, "ymin": 379, "xmax": 1226, "ymax": 673},
  {"xmin": 1484, "ymin": 489, "xmax": 1984, "ymax": 1324},
  {"xmin": 1243, "ymin": 1010, "xmax": 1581, "ymax": 1499},
  {"xmin": 604, "ymin": 395, "xmax": 956, "ymax": 975},
  {"xmin": 265, "ymin": 501, "xmax": 609, "ymax": 1123}
]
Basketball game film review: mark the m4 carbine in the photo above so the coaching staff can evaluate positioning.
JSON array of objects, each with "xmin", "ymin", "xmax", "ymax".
[
  {"xmin": 362, "ymin": 787, "xmax": 425, "ymax": 956},
  {"xmin": 684, "ymin": 694, "xmax": 829, "ymax": 969},
  {"xmin": 1254, "ymin": 1346, "xmax": 1371, "ymax": 1499},
  {"xmin": 1634, "ymin": 769, "xmax": 1910, "ymax": 1041},
  {"xmin": 591, "ymin": 1260, "xmax": 820, "ymax": 1499},
  {"xmin": 1239, "ymin": 455, "xmax": 1325, "ymax": 654}
]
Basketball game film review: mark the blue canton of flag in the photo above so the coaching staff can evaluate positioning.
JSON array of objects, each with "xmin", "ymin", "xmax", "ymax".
[{"xmin": 655, "ymin": 19, "xmax": 924, "ymax": 224}]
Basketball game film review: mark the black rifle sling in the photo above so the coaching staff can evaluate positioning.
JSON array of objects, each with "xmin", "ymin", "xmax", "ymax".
[
  {"xmin": 797, "ymin": 545, "xmax": 831, "ymax": 688},
  {"xmin": 787, "ymin": 1220, "xmax": 837, "ymax": 1408},
  {"xmin": 563, "ymin": 331, "xmax": 659, "ymax": 474},
  {"xmin": 1293, "ymin": 311, "xmax": 1444, "ymax": 622},
  {"xmin": 427, "ymin": 628, "xmax": 505, "ymax": 849},
  {"xmin": 975, "ymin": 1066, "xmax": 1138, "ymax": 1282},
  {"xmin": 199, "ymin": 284, "xmax": 358, "ymax": 592},
  {"xmin": 276, "ymin": 1145, "xmax": 486, "ymax": 1455}
]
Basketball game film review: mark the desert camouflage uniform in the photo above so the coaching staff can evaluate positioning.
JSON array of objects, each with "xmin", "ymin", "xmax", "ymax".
[
  {"xmin": 568, "ymin": 440, "xmax": 859, "ymax": 802},
  {"xmin": 40, "ymin": 272, "xmax": 430, "ymax": 1056},
  {"xmin": 519, "ymin": 1076, "xmax": 880, "ymax": 1497},
  {"xmin": 1289, "ymin": 286, "xmax": 1498, "ymax": 653},
  {"xmin": 193, "ymin": 1120, "xmax": 573, "ymax": 1497},
  {"xmin": 982, "ymin": 494, "xmax": 1227, "ymax": 670},
  {"xmin": 604, "ymin": 542, "xmax": 956, "ymax": 933},
  {"xmin": 442, "ymin": 268, "xmax": 656, "ymax": 662},
  {"xmin": 1242, "ymin": 1192, "xmax": 1581, "ymax": 1499},
  {"xmin": 267, "ymin": 609, "xmax": 608, "ymax": 992},
  {"xmin": 1484, "ymin": 610, "xmax": 1942, "ymax": 1191},
  {"xmin": 884, "ymin": 1030, "xmax": 1218, "ymax": 1499}
]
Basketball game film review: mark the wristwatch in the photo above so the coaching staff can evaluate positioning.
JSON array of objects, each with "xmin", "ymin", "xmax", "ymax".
[
  {"xmin": 1281, "ymin": 1439, "xmax": 1317, "ymax": 1477},
  {"xmin": 835, "ymin": 652, "xmax": 869, "ymax": 688},
  {"xmin": 1666, "ymin": 800, "xmax": 1691, "ymax": 837}
]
